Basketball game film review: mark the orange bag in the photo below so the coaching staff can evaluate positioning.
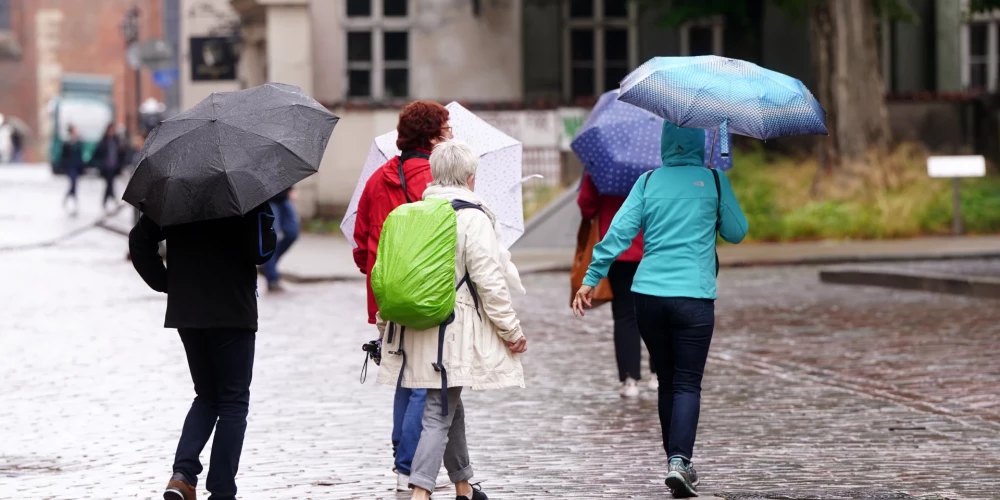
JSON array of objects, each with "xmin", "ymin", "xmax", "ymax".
[{"xmin": 570, "ymin": 217, "xmax": 614, "ymax": 307}]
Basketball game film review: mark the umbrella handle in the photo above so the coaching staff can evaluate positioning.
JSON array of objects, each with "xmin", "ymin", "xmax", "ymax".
[
  {"xmin": 720, "ymin": 120, "xmax": 729, "ymax": 158},
  {"xmin": 708, "ymin": 128, "xmax": 718, "ymax": 169}
]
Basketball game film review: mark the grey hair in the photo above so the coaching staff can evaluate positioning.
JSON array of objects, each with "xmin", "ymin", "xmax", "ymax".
[{"xmin": 429, "ymin": 140, "xmax": 479, "ymax": 188}]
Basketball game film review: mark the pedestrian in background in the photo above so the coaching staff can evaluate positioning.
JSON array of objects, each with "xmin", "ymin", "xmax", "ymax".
[
  {"xmin": 572, "ymin": 123, "xmax": 748, "ymax": 498},
  {"xmin": 0, "ymin": 114, "xmax": 11, "ymax": 164},
  {"xmin": 260, "ymin": 187, "xmax": 300, "ymax": 293},
  {"xmin": 578, "ymin": 171, "xmax": 657, "ymax": 398},
  {"xmin": 376, "ymin": 140, "xmax": 527, "ymax": 500},
  {"xmin": 129, "ymin": 203, "xmax": 276, "ymax": 500},
  {"xmin": 353, "ymin": 100, "xmax": 453, "ymax": 491},
  {"xmin": 61, "ymin": 124, "xmax": 85, "ymax": 216},
  {"xmin": 94, "ymin": 123, "xmax": 126, "ymax": 213}
]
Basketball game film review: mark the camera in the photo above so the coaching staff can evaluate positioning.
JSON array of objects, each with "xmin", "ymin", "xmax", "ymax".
[{"xmin": 362, "ymin": 339, "xmax": 381, "ymax": 366}]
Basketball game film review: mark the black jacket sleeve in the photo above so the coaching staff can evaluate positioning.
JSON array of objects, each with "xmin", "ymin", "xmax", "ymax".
[
  {"xmin": 245, "ymin": 203, "xmax": 277, "ymax": 266},
  {"xmin": 129, "ymin": 215, "xmax": 168, "ymax": 293}
]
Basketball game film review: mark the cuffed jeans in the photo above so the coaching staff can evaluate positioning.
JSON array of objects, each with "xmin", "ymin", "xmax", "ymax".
[
  {"xmin": 174, "ymin": 329, "xmax": 255, "ymax": 500},
  {"xmin": 392, "ymin": 387, "xmax": 426, "ymax": 476},
  {"xmin": 409, "ymin": 387, "xmax": 473, "ymax": 491},
  {"xmin": 634, "ymin": 295, "xmax": 714, "ymax": 462},
  {"xmin": 261, "ymin": 198, "xmax": 300, "ymax": 285}
]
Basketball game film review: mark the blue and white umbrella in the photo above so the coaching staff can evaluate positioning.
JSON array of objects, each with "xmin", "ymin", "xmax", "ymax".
[
  {"xmin": 618, "ymin": 56, "xmax": 827, "ymax": 157},
  {"xmin": 571, "ymin": 90, "xmax": 732, "ymax": 197}
]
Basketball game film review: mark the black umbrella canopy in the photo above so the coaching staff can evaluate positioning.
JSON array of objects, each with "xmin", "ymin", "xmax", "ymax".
[{"xmin": 123, "ymin": 83, "xmax": 339, "ymax": 226}]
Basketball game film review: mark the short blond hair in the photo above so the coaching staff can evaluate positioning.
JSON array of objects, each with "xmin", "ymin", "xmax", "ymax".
[{"xmin": 429, "ymin": 140, "xmax": 478, "ymax": 188}]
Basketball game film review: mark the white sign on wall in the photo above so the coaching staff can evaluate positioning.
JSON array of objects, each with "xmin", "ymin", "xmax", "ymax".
[{"xmin": 927, "ymin": 155, "xmax": 986, "ymax": 178}]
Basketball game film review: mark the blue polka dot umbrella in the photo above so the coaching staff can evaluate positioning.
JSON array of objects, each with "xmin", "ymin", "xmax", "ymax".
[
  {"xmin": 571, "ymin": 89, "xmax": 732, "ymax": 197},
  {"xmin": 618, "ymin": 56, "xmax": 828, "ymax": 158}
]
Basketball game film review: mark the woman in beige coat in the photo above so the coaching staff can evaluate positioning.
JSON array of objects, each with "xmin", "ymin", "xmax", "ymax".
[{"xmin": 376, "ymin": 140, "xmax": 527, "ymax": 500}]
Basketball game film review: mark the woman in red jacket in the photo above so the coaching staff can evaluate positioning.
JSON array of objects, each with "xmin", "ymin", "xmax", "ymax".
[
  {"xmin": 578, "ymin": 172, "xmax": 657, "ymax": 398},
  {"xmin": 352, "ymin": 100, "xmax": 453, "ymax": 490}
]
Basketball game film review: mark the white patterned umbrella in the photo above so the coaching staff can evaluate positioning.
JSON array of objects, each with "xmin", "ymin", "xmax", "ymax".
[{"xmin": 340, "ymin": 102, "xmax": 526, "ymax": 248}]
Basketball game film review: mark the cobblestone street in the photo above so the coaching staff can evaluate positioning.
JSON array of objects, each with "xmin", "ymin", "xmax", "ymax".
[{"xmin": 2, "ymin": 180, "xmax": 1000, "ymax": 498}]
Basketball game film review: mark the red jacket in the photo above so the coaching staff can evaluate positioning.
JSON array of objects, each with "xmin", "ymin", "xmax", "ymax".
[
  {"xmin": 577, "ymin": 173, "xmax": 644, "ymax": 262},
  {"xmin": 353, "ymin": 150, "xmax": 434, "ymax": 324}
]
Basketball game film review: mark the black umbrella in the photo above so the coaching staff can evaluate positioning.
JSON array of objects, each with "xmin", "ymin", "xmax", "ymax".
[{"xmin": 123, "ymin": 83, "xmax": 339, "ymax": 226}]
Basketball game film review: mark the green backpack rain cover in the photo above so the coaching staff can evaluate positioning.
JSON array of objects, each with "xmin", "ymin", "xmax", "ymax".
[{"xmin": 371, "ymin": 197, "xmax": 459, "ymax": 330}]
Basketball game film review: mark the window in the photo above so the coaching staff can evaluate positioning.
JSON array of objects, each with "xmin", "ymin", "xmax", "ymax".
[
  {"xmin": 961, "ymin": 1, "xmax": 1000, "ymax": 92},
  {"xmin": 0, "ymin": 0, "xmax": 10, "ymax": 30},
  {"xmin": 344, "ymin": 0, "xmax": 410, "ymax": 100},
  {"xmin": 563, "ymin": 0, "xmax": 637, "ymax": 100},
  {"xmin": 679, "ymin": 17, "xmax": 724, "ymax": 57}
]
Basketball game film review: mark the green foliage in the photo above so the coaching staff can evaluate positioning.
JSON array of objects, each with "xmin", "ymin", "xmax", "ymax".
[{"xmin": 969, "ymin": 0, "xmax": 1000, "ymax": 14}]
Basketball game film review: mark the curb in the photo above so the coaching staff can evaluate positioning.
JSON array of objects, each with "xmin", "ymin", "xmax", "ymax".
[{"xmin": 819, "ymin": 269, "xmax": 1000, "ymax": 299}]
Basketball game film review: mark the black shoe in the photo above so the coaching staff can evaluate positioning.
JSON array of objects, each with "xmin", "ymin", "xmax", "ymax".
[
  {"xmin": 457, "ymin": 482, "xmax": 488, "ymax": 500},
  {"xmin": 665, "ymin": 458, "xmax": 698, "ymax": 498}
]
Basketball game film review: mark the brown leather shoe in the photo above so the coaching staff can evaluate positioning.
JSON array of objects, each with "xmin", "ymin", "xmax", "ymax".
[{"xmin": 164, "ymin": 473, "xmax": 196, "ymax": 500}]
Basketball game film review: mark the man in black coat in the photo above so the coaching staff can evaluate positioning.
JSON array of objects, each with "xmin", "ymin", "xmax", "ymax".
[{"xmin": 129, "ymin": 203, "xmax": 277, "ymax": 500}]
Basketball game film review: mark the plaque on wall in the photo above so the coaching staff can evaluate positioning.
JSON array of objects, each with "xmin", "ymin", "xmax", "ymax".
[{"xmin": 190, "ymin": 37, "xmax": 237, "ymax": 81}]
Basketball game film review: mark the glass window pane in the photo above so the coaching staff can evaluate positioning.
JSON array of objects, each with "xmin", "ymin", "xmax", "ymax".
[
  {"xmin": 570, "ymin": 0, "xmax": 593, "ymax": 18},
  {"xmin": 385, "ymin": 68, "xmax": 409, "ymax": 98},
  {"xmin": 347, "ymin": 0, "xmax": 371, "ymax": 17},
  {"xmin": 970, "ymin": 63, "xmax": 987, "ymax": 90},
  {"xmin": 384, "ymin": 31, "xmax": 408, "ymax": 61},
  {"xmin": 572, "ymin": 67, "xmax": 595, "ymax": 97},
  {"xmin": 349, "ymin": 70, "xmax": 371, "ymax": 97},
  {"xmin": 571, "ymin": 29, "xmax": 594, "ymax": 62},
  {"xmin": 605, "ymin": 28, "xmax": 628, "ymax": 61},
  {"xmin": 971, "ymin": 23, "xmax": 988, "ymax": 57},
  {"xmin": 384, "ymin": 0, "xmax": 407, "ymax": 17},
  {"xmin": 604, "ymin": 0, "xmax": 628, "ymax": 18},
  {"xmin": 688, "ymin": 26, "xmax": 714, "ymax": 56},
  {"xmin": 605, "ymin": 66, "xmax": 629, "ymax": 90},
  {"xmin": 347, "ymin": 32, "xmax": 372, "ymax": 62}
]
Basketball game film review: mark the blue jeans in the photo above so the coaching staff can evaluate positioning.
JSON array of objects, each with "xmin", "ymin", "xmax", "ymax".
[
  {"xmin": 634, "ymin": 295, "xmax": 715, "ymax": 462},
  {"xmin": 392, "ymin": 387, "xmax": 427, "ymax": 476},
  {"xmin": 261, "ymin": 198, "xmax": 300, "ymax": 285},
  {"xmin": 174, "ymin": 329, "xmax": 255, "ymax": 500}
]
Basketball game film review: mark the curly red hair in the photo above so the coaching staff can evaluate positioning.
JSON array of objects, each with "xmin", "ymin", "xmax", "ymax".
[{"xmin": 396, "ymin": 101, "xmax": 450, "ymax": 151}]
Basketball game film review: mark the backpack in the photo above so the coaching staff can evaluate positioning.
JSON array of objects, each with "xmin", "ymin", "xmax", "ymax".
[
  {"xmin": 371, "ymin": 197, "xmax": 484, "ymax": 416},
  {"xmin": 644, "ymin": 168, "xmax": 722, "ymax": 275}
]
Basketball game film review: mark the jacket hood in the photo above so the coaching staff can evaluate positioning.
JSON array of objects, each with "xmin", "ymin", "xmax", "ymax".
[
  {"xmin": 660, "ymin": 122, "xmax": 705, "ymax": 168},
  {"xmin": 423, "ymin": 185, "xmax": 497, "ymax": 226},
  {"xmin": 381, "ymin": 150, "xmax": 431, "ymax": 188}
]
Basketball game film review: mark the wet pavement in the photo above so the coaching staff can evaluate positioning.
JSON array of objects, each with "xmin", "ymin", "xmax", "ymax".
[{"xmin": 2, "ymin": 172, "xmax": 1000, "ymax": 498}]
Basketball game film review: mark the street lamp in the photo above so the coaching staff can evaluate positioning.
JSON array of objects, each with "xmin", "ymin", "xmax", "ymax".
[{"xmin": 120, "ymin": 6, "xmax": 141, "ymax": 137}]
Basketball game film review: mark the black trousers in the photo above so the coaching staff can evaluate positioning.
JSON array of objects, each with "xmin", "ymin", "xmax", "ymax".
[
  {"xmin": 607, "ymin": 260, "xmax": 656, "ymax": 382},
  {"xmin": 174, "ymin": 328, "xmax": 255, "ymax": 500}
]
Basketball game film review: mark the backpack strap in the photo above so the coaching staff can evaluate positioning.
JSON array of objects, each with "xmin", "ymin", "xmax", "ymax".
[
  {"xmin": 710, "ymin": 168, "xmax": 721, "ymax": 276},
  {"xmin": 397, "ymin": 150, "xmax": 430, "ymax": 204},
  {"xmin": 643, "ymin": 169, "xmax": 655, "ymax": 189},
  {"xmin": 432, "ymin": 313, "xmax": 456, "ymax": 416}
]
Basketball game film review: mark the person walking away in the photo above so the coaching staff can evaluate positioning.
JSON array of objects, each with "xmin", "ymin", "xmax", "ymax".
[
  {"xmin": 61, "ymin": 125, "xmax": 85, "ymax": 216},
  {"xmin": 578, "ymin": 172, "xmax": 656, "ymax": 398},
  {"xmin": 375, "ymin": 141, "xmax": 527, "ymax": 500},
  {"xmin": 95, "ymin": 124, "xmax": 125, "ymax": 212},
  {"xmin": 129, "ymin": 203, "xmax": 277, "ymax": 500},
  {"xmin": 572, "ymin": 122, "xmax": 748, "ymax": 498},
  {"xmin": 352, "ymin": 101, "xmax": 453, "ymax": 491},
  {"xmin": 260, "ymin": 187, "xmax": 300, "ymax": 292},
  {"xmin": 10, "ymin": 124, "xmax": 23, "ymax": 163}
]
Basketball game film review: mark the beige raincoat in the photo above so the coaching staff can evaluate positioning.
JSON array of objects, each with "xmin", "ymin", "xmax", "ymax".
[{"xmin": 375, "ymin": 185, "xmax": 525, "ymax": 390}]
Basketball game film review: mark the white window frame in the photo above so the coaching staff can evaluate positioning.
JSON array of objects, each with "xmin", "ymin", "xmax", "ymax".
[
  {"xmin": 679, "ymin": 16, "xmax": 724, "ymax": 57},
  {"xmin": 343, "ymin": 0, "xmax": 411, "ymax": 101},
  {"xmin": 562, "ymin": 0, "xmax": 639, "ymax": 100}
]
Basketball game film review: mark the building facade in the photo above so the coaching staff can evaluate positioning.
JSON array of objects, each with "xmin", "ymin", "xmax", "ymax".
[{"xmin": 0, "ymin": 0, "xmax": 167, "ymax": 163}]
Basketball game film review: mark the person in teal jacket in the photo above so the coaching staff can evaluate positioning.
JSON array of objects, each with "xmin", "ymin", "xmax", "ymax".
[{"xmin": 572, "ymin": 122, "xmax": 748, "ymax": 498}]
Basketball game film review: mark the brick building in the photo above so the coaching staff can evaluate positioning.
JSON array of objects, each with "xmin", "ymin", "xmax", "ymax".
[{"xmin": 0, "ymin": 0, "xmax": 166, "ymax": 163}]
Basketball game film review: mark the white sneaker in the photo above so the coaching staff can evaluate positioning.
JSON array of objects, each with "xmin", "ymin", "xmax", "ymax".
[
  {"xmin": 396, "ymin": 471, "xmax": 452, "ymax": 491},
  {"xmin": 620, "ymin": 377, "xmax": 640, "ymax": 398},
  {"xmin": 648, "ymin": 374, "xmax": 659, "ymax": 391}
]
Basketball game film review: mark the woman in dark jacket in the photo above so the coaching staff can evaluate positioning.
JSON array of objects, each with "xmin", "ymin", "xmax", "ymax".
[
  {"xmin": 61, "ymin": 125, "xmax": 85, "ymax": 215},
  {"xmin": 94, "ymin": 124, "xmax": 126, "ymax": 212},
  {"xmin": 578, "ymin": 172, "xmax": 656, "ymax": 398}
]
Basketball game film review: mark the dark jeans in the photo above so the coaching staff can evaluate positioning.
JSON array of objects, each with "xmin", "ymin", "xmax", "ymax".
[
  {"xmin": 261, "ymin": 198, "xmax": 300, "ymax": 285},
  {"xmin": 66, "ymin": 167, "xmax": 80, "ymax": 199},
  {"xmin": 392, "ymin": 387, "xmax": 427, "ymax": 476},
  {"xmin": 607, "ymin": 261, "xmax": 655, "ymax": 381},
  {"xmin": 634, "ymin": 294, "xmax": 714, "ymax": 462},
  {"xmin": 102, "ymin": 169, "xmax": 116, "ymax": 204},
  {"xmin": 174, "ymin": 328, "xmax": 256, "ymax": 500}
]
